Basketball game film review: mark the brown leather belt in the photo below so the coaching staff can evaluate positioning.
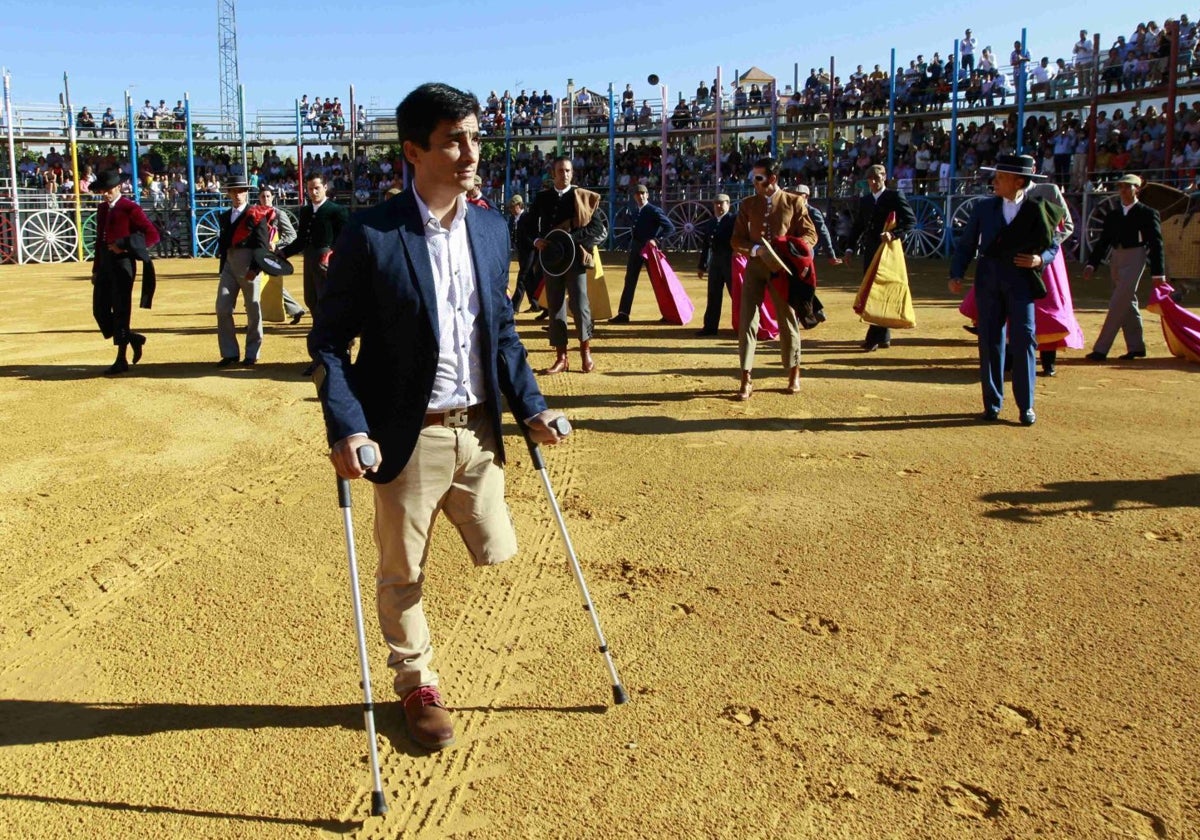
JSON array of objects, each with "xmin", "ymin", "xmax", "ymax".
[{"xmin": 423, "ymin": 404, "xmax": 485, "ymax": 428}]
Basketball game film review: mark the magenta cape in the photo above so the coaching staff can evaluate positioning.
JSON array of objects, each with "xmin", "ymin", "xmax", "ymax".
[
  {"xmin": 959, "ymin": 249, "xmax": 1084, "ymax": 350},
  {"xmin": 730, "ymin": 253, "xmax": 780, "ymax": 340},
  {"xmin": 1147, "ymin": 282, "xmax": 1200, "ymax": 363},
  {"xmin": 641, "ymin": 243, "xmax": 695, "ymax": 325}
]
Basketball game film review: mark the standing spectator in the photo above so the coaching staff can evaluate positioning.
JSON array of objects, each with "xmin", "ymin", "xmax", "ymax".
[
  {"xmin": 309, "ymin": 82, "xmax": 567, "ymax": 752},
  {"xmin": 611, "ymin": 185, "xmax": 676, "ymax": 323},
  {"xmin": 1074, "ymin": 30, "xmax": 1096, "ymax": 97},
  {"xmin": 729, "ymin": 157, "xmax": 813, "ymax": 399},
  {"xmin": 961, "ymin": 28, "xmax": 977, "ymax": 72},
  {"xmin": 90, "ymin": 170, "xmax": 159, "ymax": 374},
  {"xmin": 845, "ymin": 164, "xmax": 916, "ymax": 352},
  {"xmin": 507, "ymin": 194, "xmax": 539, "ymax": 314},
  {"xmin": 1083, "ymin": 173, "xmax": 1165, "ymax": 361},
  {"xmin": 466, "ymin": 175, "xmax": 491, "ymax": 209},
  {"xmin": 695, "ymin": 193, "xmax": 735, "ymax": 336}
]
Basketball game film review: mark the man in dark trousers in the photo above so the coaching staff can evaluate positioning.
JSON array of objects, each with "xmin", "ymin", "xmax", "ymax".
[
  {"xmin": 507, "ymin": 194, "xmax": 540, "ymax": 313},
  {"xmin": 695, "ymin": 193, "xmax": 735, "ymax": 336},
  {"xmin": 281, "ymin": 171, "xmax": 348, "ymax": 373},
  {"xmin": 950, "ymin": 154, "xmax": 1064, "ymax": 426},
  {"xmin": 1083, "ymin": 173, "xmax": 1166, "ymax": 361},
  {"xmin": 528, "ymin": 157, "xmax": 606, "ymax": 373},
  {"xmin": 845, "ymin": 164, "xmax": 916, "ymax": 350},
  {"xmin": 610, "ymin": 184, "xmax": 675, "ymax": 323},
  {"xmin": 90, "ymin": 170, "xmax": 160, "ymax": 374},
  {"xmin": 310, "ymin": 82, "xmax": 567, "ymax": 752}
]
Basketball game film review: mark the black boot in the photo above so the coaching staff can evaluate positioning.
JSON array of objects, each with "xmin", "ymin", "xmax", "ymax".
[{"xmin": 106, "ymin": 344, "xmax": 130, "ymax": 375}]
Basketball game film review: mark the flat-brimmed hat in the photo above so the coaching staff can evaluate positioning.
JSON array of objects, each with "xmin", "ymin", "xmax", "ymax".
[
  {"xmin": 252, "ymin": 248, "xmax": 294, "ymax": 276},
  {"xmin": 538, "ymin": 228, "xmax": 576, "ymax": 277},
  {"xmin": 90, "ymin": 170, "xmax": 125, "ymax": 192},
  {"xmin": 979, "ymin": 154, "xmax": 1045, "ymax": 180},
  {"xmin": 509, "ymin": 194, "xmax": 524, "ymax": 206},
  {"xmin": 224, "ymin": 177, "xmax": 251, "ymax": 191},
  {"xmin": 714, "ymin": 193, "xmax": 731, "ymax": 202},
  {"xmin": 794, "ymin": 184, "xmax": 811, "ymax": 195},
  {"xmin": 1114, "ymin": 173, "xmax": 1144, "ymax": 188}
]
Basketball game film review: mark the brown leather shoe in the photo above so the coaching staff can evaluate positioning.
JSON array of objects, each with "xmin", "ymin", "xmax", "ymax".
[
  {"xmin": 542, "ymin": 348, "xmax": 570, "ymax": 375},
  {"xmin": 580, "ymin": 340, "xmax": 595, "ymax": 373},
  {"xmin": 402, "ymin": 685, "xmax": 455, "ymax": 751}
]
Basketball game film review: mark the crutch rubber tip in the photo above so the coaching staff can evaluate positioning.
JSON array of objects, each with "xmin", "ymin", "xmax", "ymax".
[
  {"xmin": 612, "ymin": 684, "xmax": 629, "ymax": 705},
  {"xmin": 370, "ymin": 792, "xmax": 388, "ymax": 816}
]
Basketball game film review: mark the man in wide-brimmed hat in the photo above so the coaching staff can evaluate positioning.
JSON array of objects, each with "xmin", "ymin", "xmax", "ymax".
[
  {"xmin": 90, "ymin": 169, "xmax": 160, "ymax": 374},
  {"xmin": 215, "ymin": 176, "xmax": 273, "ymax": 366},
  {"xmin": 950, "ymin": 154, "xmax": 1065, "ymax": 426},
  {"xmin": 1082, "ymin": 172, "xmax": 1166, "ymax": 362},
  {"xmin": 528, "ymin": 156, "xmax": 605, "ymax": 374}
]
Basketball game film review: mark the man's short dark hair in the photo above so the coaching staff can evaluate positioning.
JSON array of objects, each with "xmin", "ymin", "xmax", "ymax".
[
  {"xmin": 304, "ymin": 171, "xmax": 325, "ymax": 184},
  {"xmin": 753, "ymin": 157, "xmax": 779, "ymax": 176},
  {"xmin": 395, "ymin": 82, "xmax": 481, "ymax": 150}
]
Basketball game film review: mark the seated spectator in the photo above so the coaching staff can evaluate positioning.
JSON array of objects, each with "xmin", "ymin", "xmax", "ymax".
[
  {"xmin": 172, "ymin": 100, "xmax": 186, "ymax": 128},
  {"xmin": 77, "ymin": 107, "xmax": 97, "ymax": 136}
]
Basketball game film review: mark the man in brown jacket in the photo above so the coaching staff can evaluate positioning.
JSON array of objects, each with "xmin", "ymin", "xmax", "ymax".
[{"xmin": 730, "ymin": 157, "xmax": 817, "ymax": 400}]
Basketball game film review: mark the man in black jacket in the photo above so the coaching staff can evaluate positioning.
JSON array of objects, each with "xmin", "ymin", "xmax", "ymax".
[
  {"xmin": 1083, "ymin": 173, "xmax": 1167, "ymax": 361},
  {"xmin": 845, "ymin": 165, "xmax": 916, "ymax": 350},
  {"xmin": 695, "ymin": 194, "xmax": 735, "ymax": 336},
  {"xmin": 528, "ymin": 158, "xmax": 606, "ymax": 373}
]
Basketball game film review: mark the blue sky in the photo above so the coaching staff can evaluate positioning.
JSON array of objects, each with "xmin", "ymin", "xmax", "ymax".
[{"xmin": 1, "ymin": 2, "xmax": 1184, "ymax": 114}]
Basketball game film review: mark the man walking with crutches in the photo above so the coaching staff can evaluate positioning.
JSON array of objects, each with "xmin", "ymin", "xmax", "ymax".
[{"xmin": 310, "ymin": 82, "xmax": 567, "ymax": 753}]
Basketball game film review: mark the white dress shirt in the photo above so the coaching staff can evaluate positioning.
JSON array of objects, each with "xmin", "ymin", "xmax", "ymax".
[{"xmin": 413, "ymin": 189, "xmax": 485, "ymax": 412}]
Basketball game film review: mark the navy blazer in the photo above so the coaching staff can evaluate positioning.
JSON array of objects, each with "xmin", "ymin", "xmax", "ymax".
[
  {"xmin": 630, "ymin": 202, "xmax": 676, "ymax": 245},
  {"xmin": 950, "ymin": 195, "xmax": 1060, "ymax": 282},
  {"xmin": 308, "ymin": 188, "xmax": 547, "ymax": 485}
]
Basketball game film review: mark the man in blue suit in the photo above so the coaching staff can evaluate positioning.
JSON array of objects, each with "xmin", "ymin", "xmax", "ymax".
[
  {"xmin": 610, "ymin": 184, "xmax": 676, "ymax": 323},
  {"xmin": 309, "ymin": 83, "xmax": 568, "ymax": 752},
  {"xmin": 950, "ymin": 154, "xmax": 1063, "ymax": 426}
]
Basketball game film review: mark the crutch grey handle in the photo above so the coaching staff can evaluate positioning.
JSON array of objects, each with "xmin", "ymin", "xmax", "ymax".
[
  {"xmin": 336, "ymin": 444, "xmax": 379, "ymax": 508},
  {"xmin": 522, "ymin": 416, "xmax": 571, "ymax": 468}
]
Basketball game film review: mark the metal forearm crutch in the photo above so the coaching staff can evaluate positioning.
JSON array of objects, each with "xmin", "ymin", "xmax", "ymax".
[
  {"xmin": 337, "ymin": 444, "xmax": 387, "ymax": 816},
  {"xmin": 524, "ymin": 418, "xmax": 628, "ymax": 705}
]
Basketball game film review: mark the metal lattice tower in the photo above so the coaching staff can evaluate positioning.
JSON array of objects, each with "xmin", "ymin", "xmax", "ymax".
[{"xmin": 217, "ymin": 0, "xmax": 240, "ymax": 134}]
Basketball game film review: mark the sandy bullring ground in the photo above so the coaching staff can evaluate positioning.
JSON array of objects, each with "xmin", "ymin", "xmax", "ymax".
[{"xmin": 0, "ymin": 254, "xmax": 1197, "ymax": 840}]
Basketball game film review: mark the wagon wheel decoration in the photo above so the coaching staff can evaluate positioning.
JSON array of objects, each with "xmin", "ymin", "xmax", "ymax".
[
  {"xmin": 609, "ymin": 204, "xmax": 636, "ymax": 250},
  {"xmin": 20, "ymin": 210, "xmax": 79, "ymax": 263},
  {"xmin": 1085, "ymin": 195, "xmax": 1119, "ymax": 265},
  {"xmin": 901, "ymin": 195, "xmax": 945, "ymax": 258},
  {"xmin": 194, "ymin": 207, "xmax": 225, "ymax": 257},
  {"xmin": 82, "ymin": 211, "xmax": 98, "ymax": 260},
  {"xmin": 665, "ymin": 200, "xmax": 713, "ymax": 252},
  {"xmin": 1061, "ymin": 196, "xmax": 1084, "ymax": 263},
  {"xmin": 949, "ymin": 195, "xmax": 987, "ymax": 256},
  {"xmin": 0, "ymin": 212, "xmax": 15, "ymax": 265}
]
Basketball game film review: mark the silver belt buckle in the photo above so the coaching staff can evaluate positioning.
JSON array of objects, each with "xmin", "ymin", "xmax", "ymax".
[{"xmin": 445, "ymin": 407, "xmax": 470, "ymax": 428}]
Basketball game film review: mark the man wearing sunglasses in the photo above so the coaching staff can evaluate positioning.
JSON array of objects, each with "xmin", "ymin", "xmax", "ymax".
[{"xmin": 729, "ymin": 157, "xmax": 816, "ymax": 400}]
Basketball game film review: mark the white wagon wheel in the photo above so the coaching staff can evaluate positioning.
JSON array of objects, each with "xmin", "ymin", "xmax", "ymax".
[
  {"xmin": 20, "ymin": 210, "xmax": 79, "ymax": 263},
  {"xmin": 0, "ymin": 212, "xmax": 15, "ymax": 265},
  {"xmin": 1061, "ymin": 197, "xmax": 1083, "ymax": 263},
  {"xmin": 195, "ymin": 207, "xmax": 225, "ymax": 257},
  {"xmin": 902, "ymin": 195, "xmax": 945, "ymax": 258},
  {"xmin": 665, "ymin": 200, "xmax": 713, "ymax": 251}
]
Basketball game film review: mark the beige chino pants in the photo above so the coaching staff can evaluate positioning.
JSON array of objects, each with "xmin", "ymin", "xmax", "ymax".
[{"xmin": 372, "ymin": 411, "xmax": 517, "ymax": 695}]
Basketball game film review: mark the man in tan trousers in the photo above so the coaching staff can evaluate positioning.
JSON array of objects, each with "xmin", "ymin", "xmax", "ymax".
[{"xmin": 730, "ymin": 156, "xmax": 817, "ymax": 400}]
